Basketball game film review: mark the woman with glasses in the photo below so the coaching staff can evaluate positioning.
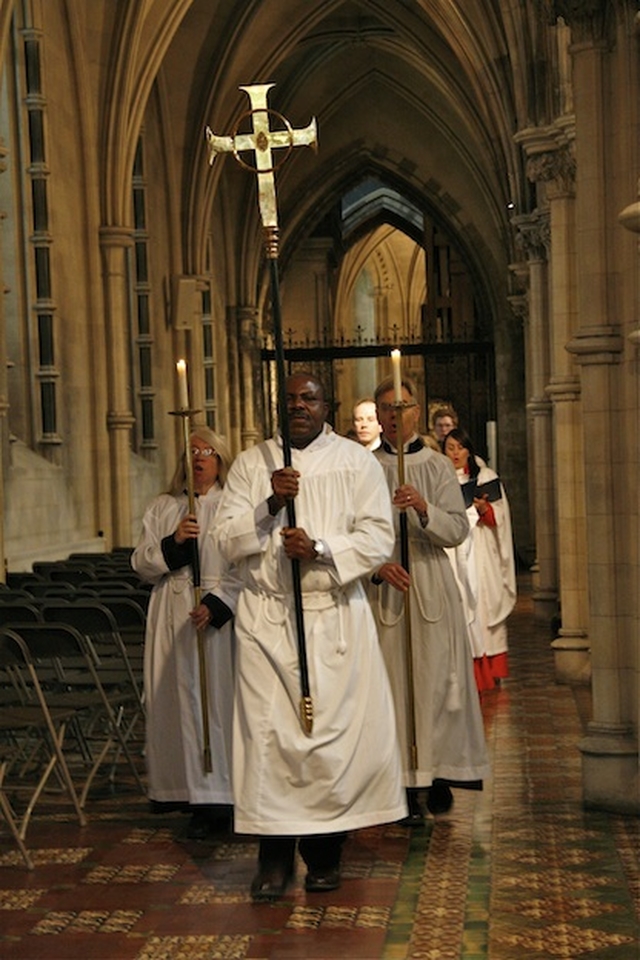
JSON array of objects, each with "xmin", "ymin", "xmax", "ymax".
[{"xmin": 132, "ymin": 426, "xmax": 242, "ymax": 840}]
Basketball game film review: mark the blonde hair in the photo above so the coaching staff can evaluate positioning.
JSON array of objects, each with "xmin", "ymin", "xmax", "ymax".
[
  {"xmin": 167, "ymin": 425, "xmax": 233, "ymax": 495},
  {"xmin": 353, "ymin": 396, "xmax": 376, "ymax": 414},
  {"xmin": 432, "ymin": 404, "xmax": 458, "ymax": 428}
]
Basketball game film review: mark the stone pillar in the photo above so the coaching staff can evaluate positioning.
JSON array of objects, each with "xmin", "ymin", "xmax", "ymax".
[
  {"xmin": 517, "ymin": 133, "xmax": 590, "ymax": 683},
  {"xmin": 513, "ymin": 213, "xmax": 558, "ymax": 622},
  {"xmin": 542, "ymin": 150, "xmax": 590, "ymax": 684},
  {"xmin": 618, "ymin": 184, "xmax": 640, "ymax": 796},
  {"xmin": 236, "ymin": 306, "xmax": 262, "ymax": 449},
  {"xmin": 558, "ymin": 0, "xmax": 638, "ymax": 811},
  {"xmin": 0, "ymin": 142, "xmax": 8, "ymax": 579},
  {"xmin": 99, "ymin": 227, "xmax": 135, "ymax": 547}
]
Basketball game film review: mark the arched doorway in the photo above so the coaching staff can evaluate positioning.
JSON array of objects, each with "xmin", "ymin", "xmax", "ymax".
[{"xmin": 264, "ymin": 178, "xmax": 496, "ymax": 458}]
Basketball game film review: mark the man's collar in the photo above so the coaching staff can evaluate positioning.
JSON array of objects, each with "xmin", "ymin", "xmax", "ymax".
[
  {"xmin": 380, "ymin": 434, "xmax": 424, "ymax": 455},
  {"xmin": 276, "ymin": 422, "xmax": 334, "ymax": 450}
]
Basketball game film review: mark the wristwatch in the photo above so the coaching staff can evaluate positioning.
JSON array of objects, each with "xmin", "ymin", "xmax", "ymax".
[{"xmin": 312, "ymin": 539, "xmax": 326, "ymax": 559}]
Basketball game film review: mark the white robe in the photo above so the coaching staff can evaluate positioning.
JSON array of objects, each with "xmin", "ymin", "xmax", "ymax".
[
  {"xmin": 372, "ymin": 440, "xmax": 491, "ymax": 788},
  {"xmin": 131, "ymin": 485, "xmax": 242, "ymax": 805},
  {"xmin": 446, "ymin": 464, "xmax": 516, "ymax": 660},
  {"xmin": 213, "ymin": 425, "xmax": 407, "ymax": 836}
]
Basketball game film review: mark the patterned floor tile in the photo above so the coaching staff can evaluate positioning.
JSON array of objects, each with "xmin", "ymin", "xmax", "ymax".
[{"xmin": 0, "ymin": 579, "xmax": 637, "ymax": 960}]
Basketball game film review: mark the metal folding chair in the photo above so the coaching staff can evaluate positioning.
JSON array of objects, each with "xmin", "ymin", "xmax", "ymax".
[
  {"xmin": 0, "ymin": 628, "xmax": 87, "ymax": 868},
  {"xmin": 11, "ymin": 619, "xmax": 145, "ymax": 807}
]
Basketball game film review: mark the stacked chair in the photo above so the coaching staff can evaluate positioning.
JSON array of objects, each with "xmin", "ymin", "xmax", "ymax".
[
  {"xmin": 0, "ymin": 626, "xmax": 87, "ymax": 868},
  {"xmin": 0, "ymin": 549, "xmax": 149, "ymax": 867}
]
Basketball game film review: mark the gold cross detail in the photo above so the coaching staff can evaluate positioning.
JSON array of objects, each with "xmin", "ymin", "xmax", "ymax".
[{"xmin": 206, "ymin": 83, "xmax": 317, "ymax": 229}]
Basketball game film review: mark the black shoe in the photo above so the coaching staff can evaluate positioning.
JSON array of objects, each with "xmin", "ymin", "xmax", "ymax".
[
  {"xmin": 186, "ymin": 810, "xmax": 211, "ymax": 840},
  {"xmin": 398, "ymin": 788, "xmax": 424, "ymax": 826},
  {"xmin": 149, "ymin": 799, "xmax": 189, "ymax": 815},
  {"xmin": 305, "ymin": 868, "xmax": 341, "ymax": 892},
  {"xmin": 250, "ymin": 864, "xmax": 293, "ymax": 902},
  {"xmin": 398, "ymin": 811, "xmax": 424, "ymax": 827},
  {"xmin": 209, "ymin": 810, "xmax": 233, "ymax": 834},
  {"xmin": 426, "ymin": 780, "xmax": 453, "ymax": 815}
]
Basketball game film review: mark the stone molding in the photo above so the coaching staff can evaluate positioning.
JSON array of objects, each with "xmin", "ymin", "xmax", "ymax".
[
  {"xmin": 98, "ymin": 225, "xmax": 134, "ymax": 249},
  {"xmin": 565, "ymin": 325, "xmax": 624, "ymax": 363},
  {"xmin": 545, "ymin": 375, "xmax": 581, "ymax": 401},
  {"xmin": 527, "ymin": 397, "xmax": 553, "ymax": 416},
  {"xmin": 106, "ymin": 410, "xmax": 135, "ymax": 431}
]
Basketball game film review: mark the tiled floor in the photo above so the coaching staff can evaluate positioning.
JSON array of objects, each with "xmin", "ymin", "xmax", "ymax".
[{"xmin": 0, "ymin": 576, "xmax": 638, "ymax": 959}]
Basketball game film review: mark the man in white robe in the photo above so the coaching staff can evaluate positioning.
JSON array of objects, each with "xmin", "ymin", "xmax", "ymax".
[
  {"xmin": 213, "ymin": 372, "xmax": 406, "ymax": 900},
  {"xmin": 371, "ymin": 377, "xmax": 490, "ymax": 823}
]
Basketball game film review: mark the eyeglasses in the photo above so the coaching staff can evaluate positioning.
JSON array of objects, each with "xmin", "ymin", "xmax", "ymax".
[
  {"xmin": 378, "ymin": 402, "xmax": 418, "ymax": 414},
  {"xmin": 190, "ymin": 447, "xmax": 216, "ymax": 458}
]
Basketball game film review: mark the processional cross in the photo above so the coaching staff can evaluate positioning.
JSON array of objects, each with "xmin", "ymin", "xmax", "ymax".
[
  {"xmin": 206, "ymin": 84, "xmax": 317, "ymax": 733},
  {"xmin": 206, "ymin": 82, "xmax": 316, "ymax": 241}
]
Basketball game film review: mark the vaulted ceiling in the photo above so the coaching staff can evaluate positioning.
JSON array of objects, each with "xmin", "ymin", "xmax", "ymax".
[{"xmin": 128, "ymin": 0, "xmax": 551, "ymax": 312}]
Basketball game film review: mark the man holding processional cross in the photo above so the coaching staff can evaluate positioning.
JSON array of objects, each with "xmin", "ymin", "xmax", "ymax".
[
  {"xmin": 207, "ymin": 85, "xmax": 406, "ymax": 899},
  {"xmin": 214, "ymin": 371, "xmax": 405, "ymax": 899}
]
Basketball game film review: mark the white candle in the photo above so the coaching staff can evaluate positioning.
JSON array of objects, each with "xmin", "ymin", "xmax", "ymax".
[
  {"xmin": 176, "ymin": 359, "xmax": 189, "ymax": 410},
  {"xmin": 486, "ymin": 420, "xmax": 497, "ymax": 467},
  {"xmin": 391, "ymin": 349, "xmax": 403, "ymax": 403}
]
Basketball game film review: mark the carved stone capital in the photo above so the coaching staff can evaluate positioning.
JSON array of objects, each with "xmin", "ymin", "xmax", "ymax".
[
  {"xmin": 507, "ymin": 293, "xmax": 529, "ymax": 326},
  {"xmin": 236, "ymin": 306, "xmax": 260, "ymax": 349},
  {"xmin": 526, "ymin": 147, "xmax": 576, "ymax": 198},
  {"xmin": 512, "ymin": 212, "xmax": 551, "ymax": 259},
  {"xmin": 552, "ymin": 0, "xmax": 611, "ymax": 44}
]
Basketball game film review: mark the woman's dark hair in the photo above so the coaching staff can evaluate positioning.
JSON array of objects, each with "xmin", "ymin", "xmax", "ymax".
[{"xmin": 443, "ymin": 427, "xmax": 480, "ymax": 479}]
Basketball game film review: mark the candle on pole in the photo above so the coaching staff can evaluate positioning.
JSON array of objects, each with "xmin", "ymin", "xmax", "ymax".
[
  {"xmin": 389, "ymin": 349, "xmax": 418, "ymax": 773},
  {"xmin": 171, "ymin": 359, "xmax": 213, "ymax": 774},
  {"xmin": 391, "ymin": 349, "xmax": 403, "ymax": 403},
  {"xmin": 176, "ymin": 359, "xmax": 190, "ymax": 410}
]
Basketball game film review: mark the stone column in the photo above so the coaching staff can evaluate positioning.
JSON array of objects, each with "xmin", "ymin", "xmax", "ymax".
[
  {"xmin": 541, "ymin": 148, "xmax": 590, "ymax": 684},
  {"xmin": 618, "ymin": 183, "xmax": 640, "ymax": 792},
  {"xmin": 0, "ymin": 142, "xmax": 8, "ymax": 579},
  {"xmin": 557, "ymin": 0, "xmax": 638, "ymax": 811},
  {"xmin": 513, "ymin": 213, "xmax": 558, "ymax": 622},
  {"xmin": 517, "ymin": 134, "xmax": 590, "ymax": 683},
  {"xmin": 99, "ymin": 227, "xmax": 135, "ymax": 548},
  {"xmin": 236, "ymin": 306, "xmax": 262, "ymax": 449}
]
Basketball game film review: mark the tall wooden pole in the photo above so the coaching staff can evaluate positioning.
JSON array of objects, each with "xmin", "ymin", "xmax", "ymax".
[
  {"xmin": 173, "ymin": 360, "xmax": 212, "ymax": 773},
  {"xmin": 391, "ymin": 351, "xmax": 418, "ymax": 773}
]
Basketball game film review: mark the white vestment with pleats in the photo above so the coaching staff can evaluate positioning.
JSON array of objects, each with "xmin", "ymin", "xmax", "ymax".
[
  {"xmin": 213, "ymin": 426, "xmax": 406, "ymax": 835},
  {"xmin": 132, "ymin": 485, "xmax": 241, "ymax": 805},
  {"xmin": 372, "ymin": 441, "xmax": 490, "ymax": 788}
]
